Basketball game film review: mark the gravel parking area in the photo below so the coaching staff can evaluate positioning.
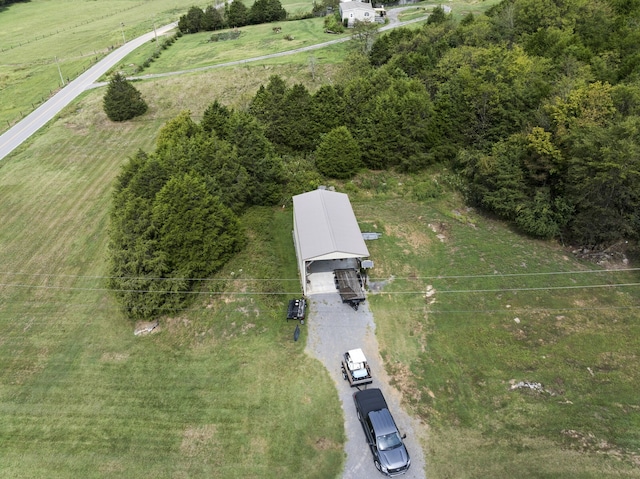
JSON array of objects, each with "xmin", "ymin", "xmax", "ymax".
[{"xmin": 305, "ymin": 293, "xmax": 427, "ymax": 479}]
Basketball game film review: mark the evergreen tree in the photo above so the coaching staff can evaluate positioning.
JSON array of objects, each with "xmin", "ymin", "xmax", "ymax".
[
  {"xmin": 178, "ymin": 6, "xmax": 205, "ymax": 33},
  {"xmin": 249, "ymin": 0, "xmax": 287, "ymax": 24},
  {"xmin": 315, "ymin": 126, "xmax": 361, "ymax": 179},
  {"xmin": 310, "ymin": 84, "xmax": 347, "ymax": 143},
  {"xmin": 155, "ymin": 110, "xmax": 202, "ymax": 155},
  {"xmin": 103, "ymin": 73, "xmax": 148, "ymax": 122},
  {"xmin": 202, "ymin": 5, "xmax": 225, "ymax": 30},
  {"xmin": 276, "ymin": 83, "xmax": 315, "ymax": 153},
  {"xmin": 249, "ymin": 75, "xmax": 289, "ymax": 148},
  {"xmin": 152, "ymin": 173, "xmax": 243, "ymax": 277},
  {"xmin": 226, "ymin": 111, "xmax": 285, "ymax": 205},
  {"xmin": 202, "ymin": 100, "xmax": 232, "ymax": 139},
  {"xmin": 427, "ymin": 5, "xmax": 449, "ymax": 25},
  {"xmin": 226, "ymin": 0, "xmax": 249, "ymax": 27}
]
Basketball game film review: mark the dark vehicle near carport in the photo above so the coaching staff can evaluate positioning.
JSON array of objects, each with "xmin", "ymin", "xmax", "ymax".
[{"xmin": 353, "ymin": 388, "xmax": 411, "ymax": 476}]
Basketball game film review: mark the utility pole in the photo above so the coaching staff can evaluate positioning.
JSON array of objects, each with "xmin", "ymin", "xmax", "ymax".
[
  {"xmin": 55, "ymin": 56, "xmax": 65, "ymax": 86},
  {"xmin": 153, "ymin": 21, "xmax": 158, "ymax": 50},
  {"xmin": 120, "ymin": 22, "xmax": 126, "ymax": 45}
]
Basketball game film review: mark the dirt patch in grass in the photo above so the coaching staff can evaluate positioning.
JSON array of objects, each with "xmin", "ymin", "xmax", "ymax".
[
  {"xmin": 181, "ymin": 424, "xmax": 218, "ymax": 457},
  {"xmin": 100, "ymin": 352, "xmax": 130, "ymax": 362},
  {"xmin": 99, "ymin": 460, "xmax": 125, "ymax": 475},
  {"xmin": 240, "ymin": 322, "xmax": 256, "ymax": 334},
  {"xmin": 384, "ymin": 222, "xmax": 433, "ymax": 252},
  {"xmin": 162, "ymin": 316, "xmax": 192, "ymax": 337},
  {"xmin": 11, "ymin": 348, "xmax": 50, "ymax": 385},
  {"xmin": 313, "ymin": 436, "xmax": 341, "ymax": 451},
  {"xmin": 561, "ymin": 429, "xmax": 640, "ymax": 466},
  {"xmin": 251, "ymin": 436, "xmax": 268, "ymax": 455},
  {"xmin": 387, "ymin": 360, "xmax": 422, "ymax": 404}
]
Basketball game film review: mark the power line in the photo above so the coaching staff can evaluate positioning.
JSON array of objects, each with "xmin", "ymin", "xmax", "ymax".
[
  {"xmin": 1, "ymin": 281, "xmax": 639, "ymax": 295},
  {"xmin": 0, "ymin": 267, "xmax": 637, "ymax": 283}
]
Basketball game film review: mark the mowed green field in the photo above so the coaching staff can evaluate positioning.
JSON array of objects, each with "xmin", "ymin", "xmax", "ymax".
[
  {"xmin": 2, "ymin": 0, "xmax": 640, "ymax": 477},
  {"xmin": 113, "ymin": 17, "xmax": 350, "ymax": 78},
  {"xmin": 0, "ymin": 66, "xmax": 344, "ymax": 478},
  {"xmin": 0, "ymin": 0, "xmax": 319, "ymax": 132}
]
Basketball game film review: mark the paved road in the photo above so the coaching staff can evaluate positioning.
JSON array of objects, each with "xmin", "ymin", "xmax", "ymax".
[
  {"xmin": 1, "ymin": 9, "xmax": 436, "ymax": 476},
  {"xmin": 0, "ymin": 8, "xmax": 434, "ymax": 162},
  {"xmin": 306, "ymin": 293, "xmax": 427, "ymax": 479},
  {"xmin": 0, "ymin": 23, "xmax": 177, "ymax": 162}
]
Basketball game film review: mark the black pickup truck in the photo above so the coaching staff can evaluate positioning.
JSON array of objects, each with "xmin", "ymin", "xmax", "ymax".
[{"xmin": 353, "ymin": 388, "xmax": 411, "ymax": 477}]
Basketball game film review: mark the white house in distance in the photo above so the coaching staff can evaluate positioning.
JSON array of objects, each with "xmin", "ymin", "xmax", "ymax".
[
  {"xmin": 292, "ymin": 188, "xmax": 370, "ymax": 296},
  {"xmin": 339, "ymin": 1, "xmax": 379, "ymax": 27}
]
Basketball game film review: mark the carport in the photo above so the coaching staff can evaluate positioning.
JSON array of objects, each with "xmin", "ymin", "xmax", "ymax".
[{"xmin": 292, "ymin": 188, "xmax": 370, "ymax": 296}]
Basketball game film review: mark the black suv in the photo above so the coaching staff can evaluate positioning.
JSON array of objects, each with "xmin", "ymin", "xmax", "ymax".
[{"xmin": 353, "ymin": 388, "xmax": 411, "ymax": 476}]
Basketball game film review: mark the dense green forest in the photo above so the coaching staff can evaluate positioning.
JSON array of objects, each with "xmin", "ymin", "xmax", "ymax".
[{"xmin": 109, "ymin": 0, "xmax": 640, "ymax": 319}]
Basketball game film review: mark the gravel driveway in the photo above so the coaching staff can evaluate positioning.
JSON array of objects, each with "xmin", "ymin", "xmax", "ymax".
[{"xmin": 305, "ymin": 293, "xmax": 427, "ymax": 479}]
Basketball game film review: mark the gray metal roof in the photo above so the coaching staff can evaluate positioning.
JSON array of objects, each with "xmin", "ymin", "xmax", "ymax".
[{"xmin": 293, "ymin": 189, "xmax": 369, "ymax": 262}]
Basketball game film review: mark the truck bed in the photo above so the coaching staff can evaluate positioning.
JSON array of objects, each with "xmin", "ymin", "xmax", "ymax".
[
  {"xmin": 353, "ymin": 388, "xmax": 388, "ymax": 417},
  {"xmin": 334, "ymin": 268, "xmax": 365, "ymax": 303}
]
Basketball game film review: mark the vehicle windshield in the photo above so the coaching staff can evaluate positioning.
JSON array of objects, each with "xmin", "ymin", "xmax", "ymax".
[{"xmin": 377, "ymin": 432, "xmax": 402, "ymax": 451}]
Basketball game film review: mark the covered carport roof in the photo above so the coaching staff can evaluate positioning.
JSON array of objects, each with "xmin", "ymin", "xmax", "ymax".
[{"xmin": 293, "ymin": 189, "xmax": 369, "ymax": 262}]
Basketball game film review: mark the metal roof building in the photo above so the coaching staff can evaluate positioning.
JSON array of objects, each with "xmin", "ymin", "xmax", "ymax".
[{"xmin": 292, "ymin": 188, "xmax": 369, "ymax": 295}]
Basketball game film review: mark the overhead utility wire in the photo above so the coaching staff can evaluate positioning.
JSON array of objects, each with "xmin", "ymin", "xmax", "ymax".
[
  {"xmin": 1, "ymin": 281, "xmax": 639, "ymax": 295},
  {"xmin": 1, "ymin": 303, "xmax": 638, "ymax": 316},
  {"xmin": 0, "ymin": 267, "xmax": 638, "ymax": 283}
]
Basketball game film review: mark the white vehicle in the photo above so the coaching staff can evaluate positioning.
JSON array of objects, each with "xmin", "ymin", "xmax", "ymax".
[{"xmin": 341, "ymin": 348, "xmax": 373, "ymax": 388}]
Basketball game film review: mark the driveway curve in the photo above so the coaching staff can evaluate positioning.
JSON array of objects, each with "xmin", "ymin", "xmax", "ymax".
[{"xmin": 305, "ymin": 293, "xmax": 427, "ymax": 479}]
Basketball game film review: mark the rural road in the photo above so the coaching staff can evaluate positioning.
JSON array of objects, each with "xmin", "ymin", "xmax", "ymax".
[
  {"xmin": 0, "ymin": 22, "xmax": 177, "ymax": 162},
  {"xmin": 0, "ymin": 8, "xmax": 436, "ymax": 477},
  {"xmin": 0, "ymin": 6, "xmax": 436, "ymax": 162}
]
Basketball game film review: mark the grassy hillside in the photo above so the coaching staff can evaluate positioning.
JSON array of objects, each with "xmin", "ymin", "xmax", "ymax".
[
  {"xmin": 343, "ymin": 172, "xmax": 640, "ymax": 477},
  {"xmin": 2, "ymin": 0, "xmax": 639, "ymax": 477},
  {"xmin": 0, "ymin": 67, "xmax": 344, "ymax": 478},
  {"xmin": 0, "ymin": 0, "xmax": 321, "ymax": 132},
  {"xmin": 111, "ymin": 18, "xmax": 351, "ymax": 78}
]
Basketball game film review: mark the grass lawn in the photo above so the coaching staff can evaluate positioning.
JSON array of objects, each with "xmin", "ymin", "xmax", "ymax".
[
  {"xmin": 112, "ymin": 18, "xmax": 350, "ymax": 78},
  {"xmin": 339, "ymin": 171, "xmax": 640, "ymax": 477},
  {"xmin": 0, "ymin": 71, "xmax": 344, "ymax": 478},
  {"xmin": 3, "ymin": 0, "xmax": 639, "ymax": 476}
]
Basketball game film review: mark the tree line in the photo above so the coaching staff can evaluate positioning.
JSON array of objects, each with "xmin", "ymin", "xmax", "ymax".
[
  {"xmin": 178, "ymin": 0, "xmax": 287, "ymax": 33},
  {"xmin": 246, "ymin": 1, "xmax": 640, "ymax": 248},
  {"xmin": 108, "ymin": 0, "xmax": 640, "ymax": 319}
]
